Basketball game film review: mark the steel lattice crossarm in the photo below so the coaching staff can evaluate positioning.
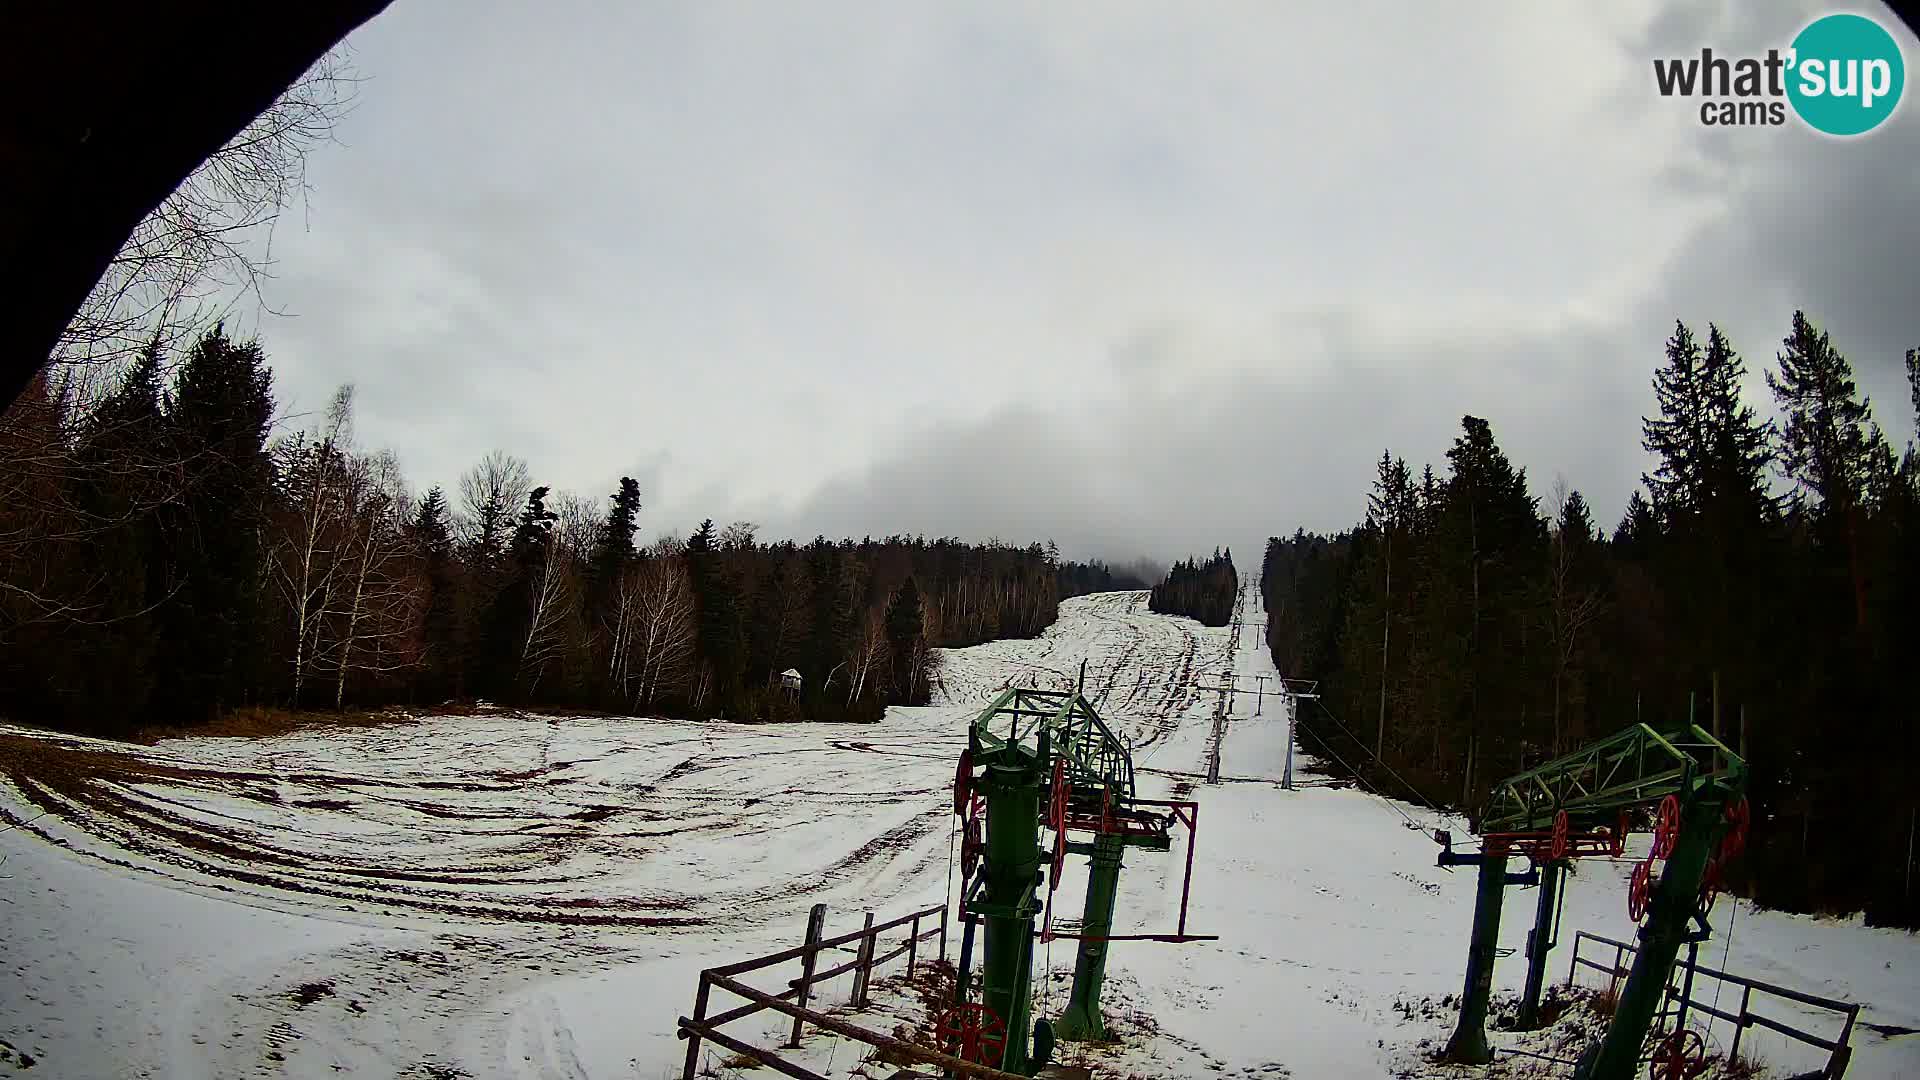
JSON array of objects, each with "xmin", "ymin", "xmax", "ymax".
[
  {"xmin": 1479, "ymin": 723, "xmax": 1747, "ymax": 834},
  {"xmin": 968, "ymin": 687, "xmax": 1137, "ymax": 803}
]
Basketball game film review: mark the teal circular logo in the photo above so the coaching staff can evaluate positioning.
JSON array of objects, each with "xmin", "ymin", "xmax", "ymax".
[{"xmin": 1787, "ymin": 13, "xmax": 1906, "ymax": 136}]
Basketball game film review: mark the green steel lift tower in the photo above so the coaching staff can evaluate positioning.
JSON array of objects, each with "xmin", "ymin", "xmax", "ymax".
[
  {"xmin": 1435, "ymin": 721, "xmax": 1749, "ymax": 1080},
  {"xmin": 945, "ymin": 684, "xmax": 1210, "ymax": 1074}
]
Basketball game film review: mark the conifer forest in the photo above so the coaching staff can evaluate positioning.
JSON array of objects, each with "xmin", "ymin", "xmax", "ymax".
[
  {"xmin": 0, "ymin": 328, "xmax": 1145, "ymax": 734},
  {"xmin": 1263, "ymin": 312, "xmax": 1920, "ymax": 927}
]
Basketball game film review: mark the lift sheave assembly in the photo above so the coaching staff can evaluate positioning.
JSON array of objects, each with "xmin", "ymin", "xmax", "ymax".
[
  {"xmin": 1437, "ymin": 721, "xmax": 1750, "ymax": 1080},
  {"xmin": 943, "ymin": 686, "xmax": 1213, "ymax": 1075}
]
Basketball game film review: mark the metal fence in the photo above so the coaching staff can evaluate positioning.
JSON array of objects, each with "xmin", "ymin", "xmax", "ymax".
[
  {"xmin": 677, "ymin": 901, "xmax": 1028, "ymax": 1080},
  {"xmin": 1566, "ymin": 930, "xmax": 1860, "ymax": 1078}
]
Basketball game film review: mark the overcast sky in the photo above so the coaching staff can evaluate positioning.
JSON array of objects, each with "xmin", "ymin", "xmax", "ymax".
[{"xmin": 246, "ymin": 1, "xmax": 1920, "ymax": 570}]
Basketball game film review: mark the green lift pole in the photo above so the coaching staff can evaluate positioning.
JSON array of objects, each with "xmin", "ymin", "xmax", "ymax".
[
  {"xmin": 1055, "ymin": 830, "xmax": 1125, "ymax": 1040},
  {"xmin": 1576, "ymin": 801, "xmax": 1725, "ymax": 1080},
  {"xmin": 1442, "ymin": 722, "xmax": 1745, "ymax": 1073},
  {"xmin": 958, "ymin": 686, "xmax": 1201, "ymax": 1072},
  {"xmin": 978, "ymin": 756, "xmax": 1044, "ymax": 1074},
  {"xmin": 1516, "ymin": 858, "xmax": 1563, "ymax": 1030}
]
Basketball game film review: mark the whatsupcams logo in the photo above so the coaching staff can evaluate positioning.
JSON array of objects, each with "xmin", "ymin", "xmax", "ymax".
[{"xmin": 1653, "ymin": 12, "xmax": 1906, "ymax": 135}]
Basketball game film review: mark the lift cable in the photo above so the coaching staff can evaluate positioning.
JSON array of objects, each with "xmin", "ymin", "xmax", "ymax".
[
  {"xmin": 1309, "ymin": 696, "xmax": 1450, "ymax": 823},
  {"xmin": 1709, "ymin": 893, "xmax": 1740, "ymax": 1019},
  {"xmin": 1290, "ymin": 718, "xmax": 1430, "ymax": 834},
  {"xmin": 945, "ymin": 803, "xmax": 959, "ymax": 925}
]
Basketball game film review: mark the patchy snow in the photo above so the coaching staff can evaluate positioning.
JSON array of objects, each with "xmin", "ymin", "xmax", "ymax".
[{"xmin": 0, "ymin": 589, "xmax": 1914, "ymax": 1079}]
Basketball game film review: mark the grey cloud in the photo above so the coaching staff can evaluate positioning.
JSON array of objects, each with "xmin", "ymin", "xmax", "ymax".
[
  {"xmin": 243, "ymin": 1, "xmax": 1917, "ymax": 569},
  {"xmin": 733, "ymin": 312, "xmax": 1649, "ymax": 568}
]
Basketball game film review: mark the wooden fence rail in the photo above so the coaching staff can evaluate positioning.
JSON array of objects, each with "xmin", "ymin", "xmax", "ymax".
[{"xmin": 681, "ymin": 901, "xmax": 999, "ymax": 1080}]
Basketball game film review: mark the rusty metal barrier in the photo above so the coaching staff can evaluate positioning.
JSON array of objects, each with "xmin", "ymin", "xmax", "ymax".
[
  {"xmin": 1566, "ymin": 930, "xmax": 1861, "ymax": 1078},
  {"xmin": 679, "ymin": 901, "xmax": 1030, "ymax": 1080}
]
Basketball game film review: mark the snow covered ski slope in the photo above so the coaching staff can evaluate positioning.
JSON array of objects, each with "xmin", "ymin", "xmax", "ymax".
[{"xmin": 1, "ymin": 590, "xmax": 1915, "ymax": 1079}]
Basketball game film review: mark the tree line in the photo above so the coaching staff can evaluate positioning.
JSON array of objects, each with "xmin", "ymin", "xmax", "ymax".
[
  {"xmin": 0, "ymin": 327, "xmax": 1130, "ymax": 734},
  {"xmin": 1262, "ymin": 311, "xmax": 1919, "ymax": 927},
  {"xmin": 1057, "ymin": 556, "xmax": 1153, "ymax": 599},
  {"xmin": 1149, "ymin": 550, "xmax": 1239, "ymax": 626}
]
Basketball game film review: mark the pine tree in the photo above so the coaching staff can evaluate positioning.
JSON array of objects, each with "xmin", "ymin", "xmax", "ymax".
[
  {"xmin": 587, "ymin": 477, "xmax": 641, "ymax": 613},
  {"xmin": 685, "ymin": 518, "xmax": 743, "ymax": 714},
  {"xmin": 1613, "ymin": 490, "xmax": 1660, "ymax": 552},
  {"xmin": 151, "ymin": 326, "xmax": 276, "ymax": 722},
  {"xmin": 1641, "ymin": 322, "xmax": 1779, "ymax": 722},
  {"xmin": 1768, "ymin": 311, "xmax": 1886, "ymax": 629},
  {"xmin": 1699, "ymin": 325, "xmax": 1776, "ymax": 523},
  {"xmin": 1361, "ymin": 450, "xmax": 1416, "ymax": 754},
  {"xmin": 475, "ymin": 486, "xmax": 556, "ymax": 701},
  {"xmin": 885, "ymin": 575, "xmax": 926, "ymax": 704},
  {"xmin": 1439, "ymin": 415, "xmax": 1545, "ymax": 799},
  {"xmin": 412, "ymin": 486, "xmax": 460, "ymax": 700},
  {"xmin": 1643, "ymin": 321, "xmax": 1710, "ymax": 523},
  {"xmin": 803, "ymin": 538, "xmax": 855, "ymax": 711},
  {"xmin": 67, "ymin": 347, "xmax": 172, "ymax": 720},
  {"xmin": 747, "ymin": 560, "xmax": 794, "ymax": 686}
]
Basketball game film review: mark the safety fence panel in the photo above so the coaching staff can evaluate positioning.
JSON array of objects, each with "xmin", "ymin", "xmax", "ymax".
[
  {"xmin": 677, "ymin": 901, "xmax": 1030, "ymax": 1080},
  {"xmin": 1566, "ymin": 929, "xmax": 1860, "ymax": 1079}
]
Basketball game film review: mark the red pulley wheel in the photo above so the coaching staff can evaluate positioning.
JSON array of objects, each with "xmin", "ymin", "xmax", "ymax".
[
  {"xmin": 953, "ymin": 749, "xmax": 973, "ymax": 816},
  {"xmin": 1051, "ymin": 828, "xmax": 1067, "ymax": 888},
  {"xmin": 1698, "ymin": 857, "xmax": 1723, "ymax": 914},
  {"xmin": 1722, "ymin": 797, "xmax": 1750, "ymax": 860},
  {"xmin": 936, "ymin": 1002, "xmax": 1008, "ymax": 1066},
  {"xmin": 1049, "ymin": 756, "xmax": 1069, "ymax": 833},
  {"xmin": 1551, "ymin": 809, "xmax": 1570, "ymax": 860},
  {"xmin": 1650, "ymin": 1027, "xmax": 1707, "ymax": 1080},
  {"xmin": 1628, "ymin": 859, "xmax": 1653, "ymax": 923},
  {"xmin": 1652, "ymin": 795, "xmax": 1681, "ymax": 860},
  {"xmin": 961, "ymin": 816, "xmax": 982, "ymax": 879}
]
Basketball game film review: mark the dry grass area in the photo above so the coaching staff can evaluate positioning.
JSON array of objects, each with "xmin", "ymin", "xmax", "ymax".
[{"xmin": 128, "ymin": 704, "xmax": 425, "ymax": 744}]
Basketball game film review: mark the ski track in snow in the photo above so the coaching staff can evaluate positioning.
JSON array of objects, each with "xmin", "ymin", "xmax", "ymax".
[{"xmin": 1, "ymin": 589, "xmax": 1915, "ymax": 1079}]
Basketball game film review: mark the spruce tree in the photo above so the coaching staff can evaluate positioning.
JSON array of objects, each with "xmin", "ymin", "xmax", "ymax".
[
  {"xmin": 1643, "ymin": 322, "xmax": 1777, "ymax": 719},
  {"xmin": 478, "ymin": 486, "xmax": 555, "ymax": 701},
  {"xmin": 412, "ymin": 486, "xmax": 460, "ymax": 700},
  {"xmin": 68, "ymin": 347, "xmax": 171, "ymax": 720},
  {"xmin": 1699, "ymin": 325, "xmax": 1776, "ymax": 523},
  {"xmin": 885, "ymin": 575, "xmax": 926, "ymax": 703},
  {"xmin": 803, "ymin": 538, "xmax": 854, "ymax": 711},
  {"xmin": 1769, "ymin": 311, "xmax": 1882, "ymax": 516},
  {"xmin": 1643, "ymin": 320, "xmax": 1710, "ymax": 523},
  {"xmin": 587, "ymin": 477, "xmax": 641, "ymax": 617},
  {"xmin": 685, "ymin": 519, "xmax": 743, "ymax": 714},
  {"xmin": 151, "ymin": 326, "xmax": 276, "ymax": 723},
  {"xmin": 1612, "ymin": 490, "xmax": 1659, "ymax": 552},
  {"xmin": 747, "ymin": 561, "xmax": 793, "ymax": 686},
  {"xmin": 1768, "ymin": 311, "xmax": 1885, "ymax": 629},
  {"xmin": 1439, "ymin": 415, "xmax": 1544, "ymax": 798}
]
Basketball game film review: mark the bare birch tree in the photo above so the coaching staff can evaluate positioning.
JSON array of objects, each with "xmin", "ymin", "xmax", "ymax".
[
  {"xmin": 326, "ymin": 450, "xmax": 419, "ymax": 709},
  {"xmin": 50, "ymin": 52, "xmax": 361, "ymax": 386},
  {"xmin": 553, "ymin": 491, "xmax": 603, "ymax": 561},
  {"xmin": 457, "ymin": 450, "xmax": 531, "ymax": 564},
  {"xmin": 632, "ymin": 548, "xmax": 697, "ymax": 709},
  {"xmin": 517, "ymin": 528, "xmax": 578, "ymax": 697},
  {"xmin": 270, "ymin": 385, "xmax": 354, "ymax": 705},
  {"xmin": 848, "ymin": 610, "xmax": 890, "ymax": 705}
]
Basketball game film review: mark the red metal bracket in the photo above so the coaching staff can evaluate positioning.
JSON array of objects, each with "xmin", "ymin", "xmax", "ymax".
[{"xmin": 1129, "ymin": 798, "xmax": 1204, "ymax": 940}]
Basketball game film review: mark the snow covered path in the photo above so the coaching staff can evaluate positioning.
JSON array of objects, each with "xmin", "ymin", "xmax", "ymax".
[{"xmin": 1, "ymin": 590, "xmax": 1915, "ymax": 1079}]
